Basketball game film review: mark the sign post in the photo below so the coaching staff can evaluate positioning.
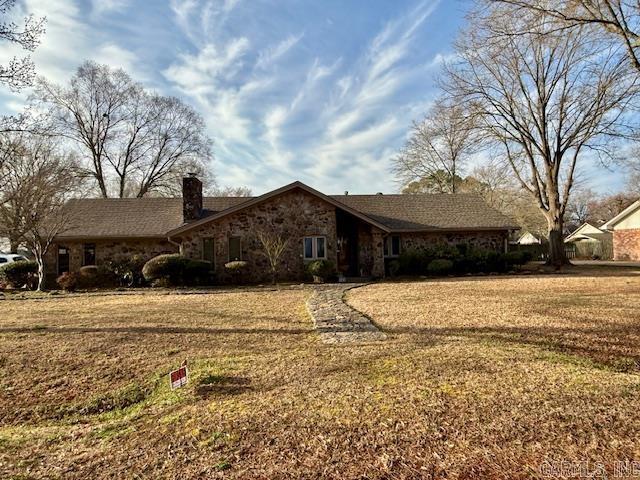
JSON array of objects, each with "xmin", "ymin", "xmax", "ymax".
[{"xmin": 170, "ymin": 361, "xmax": 188, "ymax": 389}]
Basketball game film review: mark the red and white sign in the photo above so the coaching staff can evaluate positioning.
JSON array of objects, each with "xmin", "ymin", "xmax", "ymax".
[{"xmin": 170, "ymin": 365, "xmax": 188, "ymax": 389}]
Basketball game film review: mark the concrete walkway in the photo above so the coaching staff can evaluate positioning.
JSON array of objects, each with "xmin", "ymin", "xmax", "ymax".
[{"xmin": 306, "ymin": 284, "xmax": 387, "ymax": 344}]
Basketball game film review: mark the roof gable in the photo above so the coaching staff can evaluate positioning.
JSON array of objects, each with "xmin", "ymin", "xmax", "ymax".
[
  {"xmin": 166, "ymin": 181, "xmax": 391, "ymax": 236},
  {"xmin": 602, "ymin": 200, "xmax": 640, "ymax": 230},
  {"xmin": 564, "ymin": 223, "xmax": 605, "ymax": 242}
]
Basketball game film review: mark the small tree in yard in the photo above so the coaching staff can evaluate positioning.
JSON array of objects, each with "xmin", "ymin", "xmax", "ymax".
[
  {"xmin": 0, "ymin": 135, "xmax": 79, "ymax": 290},
  {"xmin": 255, "ymin": 228, "xmax": 289, "ymax": 284}
]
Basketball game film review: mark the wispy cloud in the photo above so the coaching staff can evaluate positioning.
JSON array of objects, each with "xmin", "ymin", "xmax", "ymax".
[
  {"xmin": 1, "ymin": 0, "xmax": 456, "ymax": 193},
  {"xmin": 255, "ymin": 33, "xmax": 303, "ymax": 71}
]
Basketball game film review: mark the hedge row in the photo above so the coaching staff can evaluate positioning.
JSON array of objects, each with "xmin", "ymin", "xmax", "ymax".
[
  {"xmin": 141, "ymin": 254, "xmax": 213, "ymax": 287},
  {"xmin": 0, "ymin": 260, "xmax": 38, "ymax": 289},
  {"xmin": 389, "ymin": 245, "xmax": 533, "ymax": 277}
]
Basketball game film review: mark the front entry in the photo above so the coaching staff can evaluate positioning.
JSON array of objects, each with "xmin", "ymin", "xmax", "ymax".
[{"xmin": 336, "ymin": 210, "xmax": 359, "ymax": 276}]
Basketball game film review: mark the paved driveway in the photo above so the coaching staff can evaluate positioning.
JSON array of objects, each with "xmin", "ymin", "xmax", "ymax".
[{"xmin": 572, "ymin": 260, "xmax": 640, "ymax": 268}]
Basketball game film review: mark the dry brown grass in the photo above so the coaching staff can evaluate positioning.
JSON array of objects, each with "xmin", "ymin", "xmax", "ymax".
[{"xmin": 2, "ymin": 269, "xmax": 640, "ymax": 479}]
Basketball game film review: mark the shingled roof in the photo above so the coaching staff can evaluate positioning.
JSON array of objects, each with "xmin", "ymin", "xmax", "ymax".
[
  {"xmin": 331, "ymin": 193, "xmax": 517, "ymax": 231},
  {"xmin": 58, "ymin": 197, "xmax": 250, "ymax": 239},
  {"xmin": 57, "ymin": 183, "xmax": 516, "ymax": 239}
]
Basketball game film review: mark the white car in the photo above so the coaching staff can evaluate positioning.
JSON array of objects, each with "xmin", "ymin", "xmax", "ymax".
[{"xmin": 0, "ymin": 254, "xmax": 28, "ymax": 266}]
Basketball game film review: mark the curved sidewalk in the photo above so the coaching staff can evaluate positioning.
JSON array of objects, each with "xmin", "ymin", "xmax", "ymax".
[{"xmin": 306, "ymin": 284, "xmax": 387, "ymax": 344}]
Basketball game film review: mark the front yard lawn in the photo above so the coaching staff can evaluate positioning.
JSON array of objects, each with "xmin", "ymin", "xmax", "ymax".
[{"xmin": 2, "ymin": 268, "xmax": 640, "ymax": 478}]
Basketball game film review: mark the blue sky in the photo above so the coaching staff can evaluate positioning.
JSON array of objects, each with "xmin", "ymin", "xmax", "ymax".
[{"xmin": 0, "ymin": 0, "xmax": 627, "ymax": 195}]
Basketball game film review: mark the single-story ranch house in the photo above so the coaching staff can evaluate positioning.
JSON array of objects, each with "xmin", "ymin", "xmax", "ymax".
[
  {"xmin": 602, "ymin": 199, "xmax": 640, "ymax": 261},
  {"xmin": 564, "ymin": 222, "xmax": 613, "ymax": 259},
  {"xmin": 45, "ymin": 176, "xmax": 518, "ymax": 284}
]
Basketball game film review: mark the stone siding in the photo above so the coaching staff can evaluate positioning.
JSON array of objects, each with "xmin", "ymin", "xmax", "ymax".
[
  {"xmin": 178, "ymin": 189, "xmax": 338, "ymax": 282},
  {"xmin": 45, "ymin": 238, "xmax": 177, "ymax": 284},
  {"xmin": 356, "ymin": 223, "xmax": 385, "ymax": 277},
  {"xmin": 399, "ymin": 231, "xmax": 508, "ymax": 253},
  {"xmin": 613, "ymin": 229, "xmax": 640, "ymax": 261}
]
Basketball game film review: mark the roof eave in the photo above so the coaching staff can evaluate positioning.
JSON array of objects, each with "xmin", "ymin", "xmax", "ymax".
[
  {"xmin": 601, "ymin": 200, "xmax": 640, "ymax": 230},
  {"xmin": 388, "ymin": 225, "xmax": 518, "ymax": 233},
  {"xmin": 53, "ymin": 235, "xmax": 168, "ymax": 241}
]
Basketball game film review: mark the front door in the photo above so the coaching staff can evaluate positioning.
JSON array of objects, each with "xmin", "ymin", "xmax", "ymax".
[
  {"xmin": 57, "ymin": 246, "xmax": 70, "ymax": 275},
  {"xmin": 336, "ymin": 210, "xmax": 359, "ymax": 276}
]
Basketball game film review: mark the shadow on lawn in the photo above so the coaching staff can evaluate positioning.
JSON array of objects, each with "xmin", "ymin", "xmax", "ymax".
[
  {"xmin": 387, "ymin": 324, "xmax": 640, "ymax": 372},
  {"xmin": 196, "ymin": 375, "xmax": 252, "ymax": 397},
  {"xmin": 0, "ymin": 326, "xmax": 310, "ymax": 335}
]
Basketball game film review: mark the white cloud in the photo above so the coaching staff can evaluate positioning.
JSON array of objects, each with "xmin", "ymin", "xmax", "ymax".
[
  {"xmin": 255, "ymin": 33, "xmax": 303, "ymax": 70},
  {"xmin": 91, "ymin": 0, "xmax": 128, "ymax": 16}
]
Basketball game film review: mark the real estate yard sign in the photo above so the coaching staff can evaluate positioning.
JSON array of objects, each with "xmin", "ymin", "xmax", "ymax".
[{"xmin": 170, "ymin": 364, "xmax": 188, "ymax": 389}]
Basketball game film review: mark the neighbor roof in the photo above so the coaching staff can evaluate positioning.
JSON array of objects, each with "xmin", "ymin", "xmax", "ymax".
[{"xmin": 57, "ymin": 182, "xmax": 517, "ymax": 240}]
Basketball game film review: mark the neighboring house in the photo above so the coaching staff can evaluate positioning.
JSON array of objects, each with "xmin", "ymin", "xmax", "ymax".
[
  {"xmin": 564, "ymin": 223, "xmax": 613, "ymax": 260},
  {"xmin": 602, "ymin": 199, "xmax": 640, "ymax": 261},
  {"xmin": 45, "ymin": 177, "xmax": 518, "ymax": 284},
  {"xmin": 512, "ymin": 231, "xmax": 543, "ymax": 245}
]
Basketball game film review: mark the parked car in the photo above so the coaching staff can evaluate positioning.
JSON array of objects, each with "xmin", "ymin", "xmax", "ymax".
[{"xmin": 0, "ymin": 254, "xmax": 28, "ymax": 265}]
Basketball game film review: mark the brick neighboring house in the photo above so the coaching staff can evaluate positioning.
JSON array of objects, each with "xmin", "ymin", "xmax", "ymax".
[
  {"xmin": 602, "ymin": 199, "xmax": 640, "ymax": 261},
  {"xmin": 46, "ymin": 176, "xmax": 518, "ymax": 284}
]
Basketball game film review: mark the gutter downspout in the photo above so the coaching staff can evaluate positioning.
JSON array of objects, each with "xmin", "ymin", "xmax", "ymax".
[{"xmin": 167, "ymin": 236, "xmax": 182, "ymax": 255}]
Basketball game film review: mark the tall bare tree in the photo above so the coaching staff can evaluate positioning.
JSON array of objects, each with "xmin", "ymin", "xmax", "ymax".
[
  {"xmin": 0, "ymin": 0, "xmax": 45, "ymax": 91},
  {"xmin": 0, "ymin": 134, "xmax": 79, "ymax": 289},
  {"xmin": 492, "ymin": 1, "xmax": 640, "ymax": 73},
  {"xmin": 443, "ymin": 4, "xmax": 639, "ymax": 265},
  {"xmin": 393, "ymin": 99, "xmax": 477, "ymax": 193},
  {"xmin": 35, "ymin": 61, "xmax": 213, "ymax": 198}
]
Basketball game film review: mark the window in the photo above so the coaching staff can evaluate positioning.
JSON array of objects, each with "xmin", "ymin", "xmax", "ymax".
[
  {"xmin": 228, "ymin": 236, "xmax": 242, "ymax": 261},
  {"xmin": 303, "ymin": 236, "xmax": 327, "ymax": 260},
  {"xmin": 83, "ymin": 243, "xmax": 96, "ymax": 266},
  {"xmin": 58, "ymin": 246, "xmax": 70, "ymax": 275},
  {"xmin": 384, "ymin": 236, "xmax": 401, "ymax": 257},
  {"xmin": 202, "ymin": 238, "xmax": 215, "ymax": 265}
]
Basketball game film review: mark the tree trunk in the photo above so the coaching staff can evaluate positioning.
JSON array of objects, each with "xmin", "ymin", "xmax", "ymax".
[
  {"xmin": 9, "ymin": 238, "xmax": 20, "ymax": 254},
  {"xmin": 546, "ymin": 212, "xmax": 569, "ymax": 268},
  {"xmin": 36, "ymin": 253, "xmax": 45, "ymax": 291}
]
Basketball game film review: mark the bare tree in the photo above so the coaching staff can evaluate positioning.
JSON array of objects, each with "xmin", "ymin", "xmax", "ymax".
[
  {"xmin": 464, "ymin": 159, "xmax": 549, "ymax": 236},
  {"xmin": 491, "ymin": 0, "xmax": 640, "ymax": 73},
  {"xmin": 208, "ymin": 185, "xmax": 253, "ymax": 197},
  {"xmin": 0, "ymin": 0, "xmax": 45, "ymax": 91},
  {"xmin": 565, "ymin": 187, "xmax": 598, "ymax": 230},
  {"xmin": 35, "ymin": 61, "xmax": 213, "ymax": 198},
  {"xmin": 393, "ymin": 99, "xmax": 477, "ymax": 193},
  {"xmin": 443, "ymin": 4, "xmax": 639, "ymax": 266},
  {"xmin": 255, "ymin": 228, "xmax": 289, "ymax": 284},
  {"xmin": 0, "ymin": 135, "xmax": 79, "ymax": 289}
]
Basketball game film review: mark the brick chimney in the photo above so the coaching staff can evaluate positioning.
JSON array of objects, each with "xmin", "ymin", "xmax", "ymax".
[{"xmin": 182, "ymin": 173, "xmax": 202, "ymax": 222}]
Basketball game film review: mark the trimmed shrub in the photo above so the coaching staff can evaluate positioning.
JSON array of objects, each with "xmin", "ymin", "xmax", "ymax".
[
  {"xmin": 305, "ymin": 260, "xmax": 336, "ymax": 281},
  {"xmin": 224, "ymin": 260, "xmax": 248, "ymax": 273},
  {"xmin": 56, "ymin": 271, "xmax": 79, "ymax": 291},
  {"xmin": 224, "ymin": 260, "xmax": 248, "ymax": 284},
  {"xmin": 103, "ymin": 254, "xmax": 146, "ymax": 287},
  {"xmin": 504, "ymin": 250, "xmax": 533, "ymax": 267},
  {"xmin": 0, "ymin": 260, "xmax": 38, "ymax": 289},
  {"xmin": 142, "ymin": 254, "xmax": 190, "ymax": 286},
  {"xmin": 387, "ymin": 259, "xmax": 401, "ymax": 277},
  {"xmin": 398, "ymin": 248, "xmax": 431, "ymax": 275},
  {"xmin": 427, "ymin": 259, "xmax": 454, "ymax": 276},
  {"xmin": 185, "ymin": 259, "xmax": 214, "ymax": 286}
]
